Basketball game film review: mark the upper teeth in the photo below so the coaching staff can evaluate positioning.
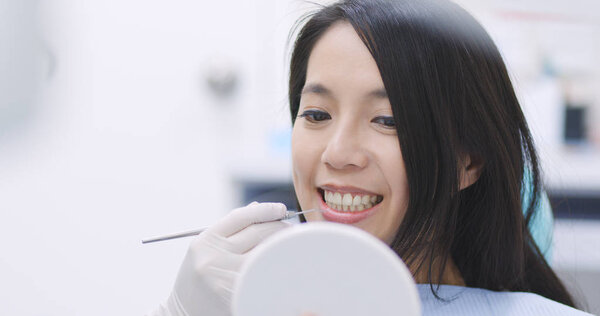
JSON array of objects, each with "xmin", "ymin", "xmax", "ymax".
[{"xmin": 323, "ymin": 190, "xmax": 382, "ymax": 212}]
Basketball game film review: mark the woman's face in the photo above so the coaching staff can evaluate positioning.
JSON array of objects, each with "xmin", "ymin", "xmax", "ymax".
[{"xmin": 291, "ymin": 22, "xmax": 409, "ymax": 244}]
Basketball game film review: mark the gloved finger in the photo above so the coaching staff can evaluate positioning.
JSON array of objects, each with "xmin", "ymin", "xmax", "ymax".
[
  {"xmin": 208, "ymin": 202, "xmax": 287, "ymax": 237},
  {"xmin": 226, "ymin": 221, "xmax": 291, "ymax": 254}
]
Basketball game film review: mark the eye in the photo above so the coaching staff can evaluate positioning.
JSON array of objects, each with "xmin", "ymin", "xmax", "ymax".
[
  {"xmin": 298, "ymin": 109, "xmax": 331, "ymax": 123},
  {"xmin": 371, "ymin": 116, "xmax": 396, "ymax": 129}
]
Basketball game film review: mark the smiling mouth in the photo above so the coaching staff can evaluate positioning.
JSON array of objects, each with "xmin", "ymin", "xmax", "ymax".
[{"xmin": 318, "ymin": 188, "xmax": 383, "ymax": 212}]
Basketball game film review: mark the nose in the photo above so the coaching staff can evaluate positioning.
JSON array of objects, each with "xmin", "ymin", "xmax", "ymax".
[{"xmin": 320, "ymin": 120, "xmax": 369, "ymax": 170}]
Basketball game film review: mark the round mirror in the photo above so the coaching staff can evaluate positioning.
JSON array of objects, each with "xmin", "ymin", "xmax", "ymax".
[{"xmin": 233, "ymin": 222, "xmax": 421, "ymax": 316}]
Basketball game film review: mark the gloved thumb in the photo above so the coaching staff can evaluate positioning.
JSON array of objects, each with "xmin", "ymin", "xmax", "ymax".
[
  {"xmin": 208, "ymin": 202, "xmax": 287, "ymax": 237},
  {"xmin": 226, "ymin": 220, "xmax": 291, "ymax": 254}
]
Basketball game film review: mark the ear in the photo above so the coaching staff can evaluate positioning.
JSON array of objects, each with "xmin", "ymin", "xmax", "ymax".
[{"xmin": 459, "ymin": 153, "xmax": 484, "ymax": 191}]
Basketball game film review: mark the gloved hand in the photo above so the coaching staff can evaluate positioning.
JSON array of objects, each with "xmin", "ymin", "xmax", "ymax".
[{"xmin": 149, "ymin": 202, "xmax": 290, "ymax": 316}]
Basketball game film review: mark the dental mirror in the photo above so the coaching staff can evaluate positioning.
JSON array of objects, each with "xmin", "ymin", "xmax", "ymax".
[{"xmin": 232, "ymin": 222, "xmax": 421, "ymax": 316}]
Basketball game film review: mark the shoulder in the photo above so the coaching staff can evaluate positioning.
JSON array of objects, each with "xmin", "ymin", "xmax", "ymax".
[{"xmin": 416, "ymin": 284, "xmax": 593, "ymax": 316}]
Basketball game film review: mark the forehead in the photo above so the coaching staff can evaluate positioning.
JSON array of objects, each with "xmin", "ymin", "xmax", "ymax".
[{"xmin": 304, "ymin": 22, "xmax": 386, "ymax": 98}]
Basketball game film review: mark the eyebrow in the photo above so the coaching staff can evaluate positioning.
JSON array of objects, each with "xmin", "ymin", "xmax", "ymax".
[{"xmin": 301, "ymin": 83, "xmax": 388, "ymax": 99}]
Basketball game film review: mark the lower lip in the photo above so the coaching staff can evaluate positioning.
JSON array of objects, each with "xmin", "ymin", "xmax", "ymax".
[{"xmin": 319, "ymin": 195, "xmax": 381, "ymax": 224}]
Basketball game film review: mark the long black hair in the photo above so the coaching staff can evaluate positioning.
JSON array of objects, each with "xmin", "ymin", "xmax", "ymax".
[{"xmin": 288, "ymin": 0, "xmax": 575, "ymax": 307}]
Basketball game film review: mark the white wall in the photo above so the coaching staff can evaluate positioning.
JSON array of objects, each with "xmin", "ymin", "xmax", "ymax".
[{"xmin": 0, "ymin": 0, "xmax": 299, "ymax": 314}]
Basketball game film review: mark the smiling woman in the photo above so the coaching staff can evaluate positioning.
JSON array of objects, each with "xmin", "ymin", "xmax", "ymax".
[
  {"xmin": 288, "ymin": 0, "xmax": 590, "ymax": 314},
  {"xmin": 149, "ymin": 0, "xmax": 592, "ymax": 315}
]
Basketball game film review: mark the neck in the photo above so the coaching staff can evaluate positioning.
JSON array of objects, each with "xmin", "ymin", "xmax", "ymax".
[{"xmin": 412, "ymin": 257, "xmax": 465, "ymax": 286}]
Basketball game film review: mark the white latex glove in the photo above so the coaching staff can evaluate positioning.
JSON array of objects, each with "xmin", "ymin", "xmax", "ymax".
[{"xmin": 149, "ymin": 202, "xmax": 290, "ymax": 316}]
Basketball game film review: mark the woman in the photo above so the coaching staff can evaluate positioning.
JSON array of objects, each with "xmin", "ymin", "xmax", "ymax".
[{"xmin": 150, "ymin": 0, "xmax": 590, "ymax": 315}]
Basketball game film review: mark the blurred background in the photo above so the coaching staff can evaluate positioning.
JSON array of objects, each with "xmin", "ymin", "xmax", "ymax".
[{"xmin": 0, "ymin": 0, "xmax": 598, "ymax": 314}]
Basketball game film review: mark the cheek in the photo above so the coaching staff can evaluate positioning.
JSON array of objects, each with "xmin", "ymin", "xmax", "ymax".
[
  {"xmin": 380, "ymin": 138, "xmax": 407, "ymax": 197},
  {"xmin": 291, "ymin": 126, "xmax": 319, "ymax": 204},
  {"xmin": 291, "ymin": 125, "xmax": 307, "ymax": 180},
  {"xmin": 379, "ymin": 142, "xmax": 410, "ymax": 241},
  {"xmin": 388, "ymin": 170, "xmax": 409, "ymax": 220},
  {"xmin": 387, "ymin": 157, "xmax": 409, "ymax": 202}
]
